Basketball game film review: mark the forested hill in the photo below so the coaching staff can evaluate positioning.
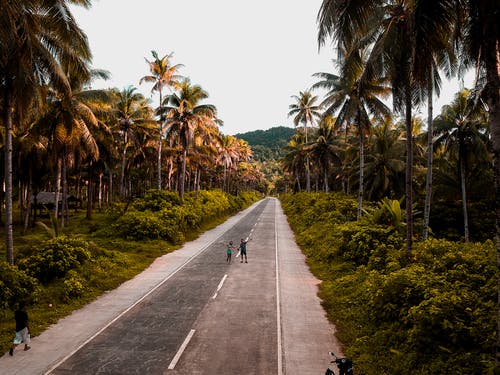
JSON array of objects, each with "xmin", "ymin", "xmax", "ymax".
[{"xmin": 235, "ymin": 126, "xmax": 295, "ymax": 162}]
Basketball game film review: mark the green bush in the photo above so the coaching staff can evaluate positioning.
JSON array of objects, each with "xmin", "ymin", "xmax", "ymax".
[
  {"xmin": 0, "ymin": 261, "xmax": 40, "ymax": 309},
  {"xmin": 63, "ymin": 270, "xmax": 87, "ymax": 299},
  {"xmin": 280, "ymin": 193, "xmax": 497, "ymax": 374},
  {"xmin": 113, "ymin": 211, "xmax": 165, "ymax": 240},
  {"xmin": 337, "ymin": 222, "xmax": 403, "ymax": 266},
  {"xmin": 133, "ymin": 190, "xmax": 181, "ymax": 212},
  {"xmin": 18, "ymin": 237, "xmax": 92, "ymax": 284}
]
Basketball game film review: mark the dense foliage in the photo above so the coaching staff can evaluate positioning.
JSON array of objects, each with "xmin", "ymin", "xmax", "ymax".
[
  {"xmin": 235, "ymin": 126, "xmax": 295, "ymax": 161},
  {"xmin": 281, "ymin": 192, "xmax": 496, "ymax": 374}
]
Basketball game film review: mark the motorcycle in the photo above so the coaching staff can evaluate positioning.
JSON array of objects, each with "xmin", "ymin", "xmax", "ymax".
[{"xmin": 325, "ymin": 351, "xmax": 354, "ymax": 375}]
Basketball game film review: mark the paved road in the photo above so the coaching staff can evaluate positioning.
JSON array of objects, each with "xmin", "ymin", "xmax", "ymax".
[{"xmin": 1, "ymin": 198, "xmax": 342, "ymax": 375}]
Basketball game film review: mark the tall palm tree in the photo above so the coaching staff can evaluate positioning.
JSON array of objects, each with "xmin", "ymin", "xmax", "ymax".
[
  {"xmin": 0, "ymin": 0, "xmax": 91, "ymax": 264},
  {"xmin": 433, "ymin": 89, "xmax": 489, "ymax": 242},
  {"xmin": 306, "ymin": 116, "xmax": 342, "ymax": 192},
  {"xmin": 217, "ymin": 135, "xmax": 240, "ymax": 193},
  {"xmin": 313, "ymin": 51, "xmax": 391, "ymax": 217},
  {"xmin": 140, "ymin": 51, "xmax": 183, "ymax": 190},
  {"xmin": 317, "ymin": 0, "xmax": 456, "ymax": 256},
  {"xmin": 447, "ymin": 2, "xmax": 499, "ymax": 362},
  {"xmin": 111, "ymin": 87, "xmax": 156, "ymax": 198},
  {"xmin": 163, "ymin": 79, "xmax": 219, "ymax": 201},
  {"xmin": 281, "ymin": 131, "xmax": 309, "ymax": 192},
  {"xmin": 364, "ymin": 119, "xmax": 406, "ymax": 200},
  {"xmin": 288, "ymin": 91, "xmax": 322, "ymax": 192},
  {"xmin": 34, "ymin": 64, "xmax": 109, "ymax": 226}
]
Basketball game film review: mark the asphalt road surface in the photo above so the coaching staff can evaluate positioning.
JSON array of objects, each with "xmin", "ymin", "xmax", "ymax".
[{"xmin": 1, "ymin": 198, "xmax": 342, "ymax": 375}]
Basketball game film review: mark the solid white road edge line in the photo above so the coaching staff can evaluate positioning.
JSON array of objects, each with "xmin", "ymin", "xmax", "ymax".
[
  {"xmin": 167, "ymin": 329, "xmax": 196, "ymax": 370},
  {"xmin": 274, "ymin": 198, "xmax": 283, "ymax": 375},
  {"xmin": 212, "ymin": 274, "xmax": 228, "ymax": 299}
]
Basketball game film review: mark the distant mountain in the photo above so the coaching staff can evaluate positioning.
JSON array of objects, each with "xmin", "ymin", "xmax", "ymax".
[{"xmin": 235, "ymin": 126, "xmax": 295, "ymax": 162}]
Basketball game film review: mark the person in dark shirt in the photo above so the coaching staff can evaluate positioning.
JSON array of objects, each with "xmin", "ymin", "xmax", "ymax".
[
  {"xmin": 9, "ymin": 302, "xmax": 31, "ymax": 356},
  {"xmin": 239, "ymin": 238, "xmax": 251, "ymax": 263}
]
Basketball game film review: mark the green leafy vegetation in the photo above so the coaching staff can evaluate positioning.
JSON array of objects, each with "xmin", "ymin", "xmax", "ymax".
[
  {"xmin": 0, "ymin": 190, "xmax": 260, "ymax": 355},
  {"xmin": 281, "ymin": 192, "xmax": 496, "ymax": 374},
  {"xmin": 234, "ymin": 126, "xmax": 295, "ymax": 161}
]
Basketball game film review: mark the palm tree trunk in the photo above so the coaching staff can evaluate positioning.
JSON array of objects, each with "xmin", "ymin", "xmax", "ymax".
[
  {"xmin": 120, "ymin": 136, "xmax": 127, "ymax": 198},
  {"xmin": 3, "ymin": 91, "xmax": 14, "ymax": 264},
  {"xmin": 179, "ymin": 149, "xmax": 187, "ymax": 202},
  {"xmin": 157, "ymin": 91, "xmax": 163, "ymax": 190},
  {"xmin": 460, "ymin": 156, "xmax": 469, "ymax": 242},
  {"xmin": 305, "ymin": 155, "xmax": 311, "ymax": 192},
  {"xmin": 109, "ymin": 169, "xmax": 114, "ymax": 203},
  {"xmin": 54, "ymin": 157, "xmax": 62, "ymax": 220},
  {"xmin": 482, "ymin": 21, "xmax": 500, "ymax": 370},
  {"xmin": 223, "ymin": 164, "xmax": 227, "ymax": 192},
  {"xmin": 357, "ymin": 111, "xmax": 364, "ymax": 220},
  {"xmin": 423, "ymin": 72, "xmax": 434, "ymax": 239},
  {"xmin": 23, "ymin": 167, "xmax": 33, "ymax": 235},
  {"xmin": 98, "ymin": 172, "xmax": 103, "ymax": 212},
  {"xmin": 61, "ymin": 153, "xmax": 69, "ymax": 227},
  {"xmin": 86, "ymin": 161, "xmax": 93, "ymax": 220},
  {"xmin": 324, "ymin": 166, "xmax": 329, "ymax": 192},
  {"xmin": 405, "ymin": 87, "xmax": 414, "ymax": 258},
  {"xmin": 167, "ymin": 158, "xmax": 173, "ymax": 190}
]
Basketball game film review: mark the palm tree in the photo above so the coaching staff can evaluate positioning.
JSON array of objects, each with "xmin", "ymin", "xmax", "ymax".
[
  {"xmin": 281, "ymin": 131, "xmax": 309, "ymax": 192},
  {"xmin": 317, "ymin": 0, "xmax": 457, "ymax": 256},
  {"xmin": 34, "ymin": 64, "xmax": 110, "ymax": 226},
  {"xmin": 288, "ymin": 91, "xmax": 322, "ymax": 192},
  {"xmin": 140, "ymin": 51, "xmax": 183, "ymax": 190},
  {"xmin": 111, "ymin": 87, "xmax": 156, "ymax": 198},
  {"xmin": 433, "ymin": 89, "xmax": 489, "ymax": 242},
  {"xmin": 163, "ymin": 79, "xmax": 219, "ymax": 201},
  {"xmin": 0, "ymin": 0, "xmax": 91, "ymax": 264},
  {"xmin": 306, "ymin": 116, "xmax": 342, "ymax": 192},
  {"xmin": 364, "ymin": 119, "xmax": 406, "ymax": 200},
  {"xmin": 217, "ymin": 135, "xmax": 240, "ymax": 193},
  {"xmin": 447, "ymin": 3, "xmax": 500, "ymax": 361},
  {"xmin": 313, "ymin": 51, "xmax": 391, "ymax": 217}
]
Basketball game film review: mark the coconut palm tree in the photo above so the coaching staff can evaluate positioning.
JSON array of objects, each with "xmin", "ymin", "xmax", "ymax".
[
  {"xmin": 317, "ymin": 0, "xmax": 457, "ymax": 256},
  {"xmin": 0, "ymin": 0, "xmax": 91, "ymax": 263},
  {"xmin": 313, "ymin": 50, "xmax": 391, "ymax": 217},
  {"xmin": 306, "ymin": 116, "xmax": 342, "ymax": 192},
  {"xmin": 217, "ymin": 135, "xmax": 240, "ymax": 193},
  {"xmin": 364, "ymin": 119, "xmax": 406, "ymax": 200},
  {"xmin": 433, "ymin": 89, "xmax": 489, "ymax": 242},
  {"xmin": 163, "ymin": 79, "xmax": 219, "ymax": 201},
  {"xmin": 281, "ymin": 131, "xmax": 309, "ymax": 192},
  {"xmin": 111, "ymin": 87, "xmax": 157, "ymax": 198},
  {"xmin": 140, "ymin": 51, "xmax": 183, "ymax": 190},
  {"xmin": 288, "ymin": 91, "xmax": 322, "ymax": 192},
  {"xmin": 447, "ymin": 3, "xmax": 499, "ymax": 361}
]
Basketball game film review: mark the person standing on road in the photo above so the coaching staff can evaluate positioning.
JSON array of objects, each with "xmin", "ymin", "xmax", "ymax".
[
  {"xmin": 226, "ymin": 241, "xmax": 235, "ymax": 264},
  {"xmin": 239, "ymin": 238, "xmax": 251, "ymax": 263},
  {"xmin": 9, "ymin": 301, "xmax": 31, "ymax": 356}
]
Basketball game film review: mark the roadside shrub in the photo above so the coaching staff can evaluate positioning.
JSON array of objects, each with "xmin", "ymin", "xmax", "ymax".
[
  {"xmin": 337, "ymin": 222, "xmax": 403, "ymax": 265},
  {"xmin": 113, "ymin": 211, "xmax": 164, "ymax": 240},
  {"xmin": 190, "ymin": 190, "xmax": 231, "ymax": 218},
  {"xmin": 133, "ymin": 190, "xmax": 181, "ymax": 212},
  {"xmin": 280, "ymin": 193, "xmax": 497, "ymax": 374},
  {"xmin": 0, "ymin": 261, "xmax": 40, "ymax": 309},
  {"xmin": 159, "ymin": 206, "xmax": 186, "ymax": 243},
  {"xmin": 62, "ymin": 270, "xmax": 87, "ymax": 299},
  {"xmin": 18, "ymin": 237, "xmax": 92, "ymax": 284}
]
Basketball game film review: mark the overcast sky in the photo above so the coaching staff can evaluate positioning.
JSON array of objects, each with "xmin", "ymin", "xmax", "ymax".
[{"xmin": 71, "ymin": 1, "xmax": 470, "ymax": 136}]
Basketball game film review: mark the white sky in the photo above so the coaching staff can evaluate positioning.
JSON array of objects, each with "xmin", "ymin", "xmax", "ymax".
[{"xmin": 71, "ymin": 1, "xmax": 471, "ymax": 136}]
